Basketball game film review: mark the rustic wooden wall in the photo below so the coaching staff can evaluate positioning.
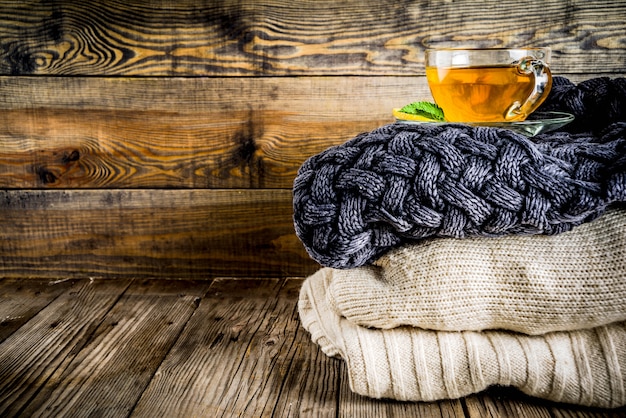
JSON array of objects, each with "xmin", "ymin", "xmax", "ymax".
[{"xmin": 1, "ymin": 0, "xmax": 625, "ymax": 279}]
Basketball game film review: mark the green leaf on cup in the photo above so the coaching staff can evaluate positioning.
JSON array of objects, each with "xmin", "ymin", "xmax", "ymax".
[{"xmin": 399, "ymin": 101, "xmax": 445, "ymax": 121}]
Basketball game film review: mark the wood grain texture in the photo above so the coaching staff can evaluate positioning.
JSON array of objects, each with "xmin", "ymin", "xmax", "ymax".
[
  {"xmin": 1, "ymin": 278, "xmax": 624, "ymax": 417},
  {"xmin": 133, "ymin": 278, "xmax": 340, "ymax": 417},
  {"xmin": 0, "ymin": 189, "xmax": 318, "ymax": 279},
  {"xmin": 0, "ymin": 0, "xmax": 625, "ymax": 76},
  {"xmin": 19, "ymin": 279, "xmax": 211, "ymax": 417},
  {"xmin": 1, "ymin": 0, "xmax": 625, "ymax": 281},
  {"xmin": 1, "ymin": 74, "xmax": 621, "ymax": 190},
  {"xmin": 0, "ymin": 278, "xmax": 132, "ymax": 416},
  {"xmin": 462, "ymin": 388, "xmax": 623, "ymax": 418},
  {"xmin": 0, "ymin": 278, "xmax": 78, "ymax": 342},
  {"xmin": 464, "ymin": 391, "xmax": 552, "ymax": 417},
  {"xmin": 0, "ymin": 76, "xmax": 429, "ymax": 189}
]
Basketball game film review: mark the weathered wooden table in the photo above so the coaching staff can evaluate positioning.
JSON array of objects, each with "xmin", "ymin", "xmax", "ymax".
[{"xmin": 1, "ymin": 277, "xmax": 623, "ymax": 417}]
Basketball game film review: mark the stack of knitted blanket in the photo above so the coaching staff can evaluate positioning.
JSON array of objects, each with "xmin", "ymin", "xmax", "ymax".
[{"xmin": 293, "ymin": 77, "xmax": 626, "ymax": 408}]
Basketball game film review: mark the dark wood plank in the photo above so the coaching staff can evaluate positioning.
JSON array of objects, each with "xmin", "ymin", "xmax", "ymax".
[
  {"xmin": 0, "ymin": 189, "xmax": 318, "ymax": 279},
  {"xmin": 551, "ymin": 409, "xmax": 624, "ymax": 418},
  {"xmin": 19, "ymin": 279, "xmax": 211, "ymax": 418},
  {"xmin": 338, "ymin": 369, "xmax": 467, "ymax": 418},
  {"xmin": 133, "ymin": 278, "xmax": 339, "ymax": 417},
  {"xmin": 0, "ymin": 0, "xmax": 624, "ymax": 76},
  {"xmin": 0, "ymin": 277, "xmax": 77, "ymax": 342},
  {"xmin": 464, "ymin": 387, "xmax": 626, "ymax": 418},
  {"xmin": 0, "ymin": 278, "xmax": 132, "ymax": 416},
  {"xmin": 270, "ymin": 280, "xmax": 341, "ymax": 417},
  {"xmin": 464, "ymin": 390, "xmax": 552, "ymax": 418}
]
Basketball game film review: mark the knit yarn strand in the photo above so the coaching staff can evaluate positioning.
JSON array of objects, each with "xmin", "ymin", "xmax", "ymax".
[
  {"xmin": 540, "ymin": 76, "xmax": 626, "ymax": 133},
  {"xmin": 293, "ymin": 77, "xmax": 626, "ymax": 269}
]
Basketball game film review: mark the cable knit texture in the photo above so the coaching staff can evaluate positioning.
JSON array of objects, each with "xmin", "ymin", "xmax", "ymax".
[
  {"xmin": 540, "ymin": 76, "xmax": 626, "ymax": 134},
  {"xmin": 293, "ymin": 77, "xmax": 626, "ymax": 268},
  {"xmin": 298, "ymin": 273, "xmax": 626, "ymax": 408}
]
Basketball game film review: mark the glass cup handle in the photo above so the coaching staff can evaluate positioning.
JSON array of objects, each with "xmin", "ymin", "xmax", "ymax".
[{"xmin": 505, "ymin": 57, "xmax": 552, "ymax": 121}]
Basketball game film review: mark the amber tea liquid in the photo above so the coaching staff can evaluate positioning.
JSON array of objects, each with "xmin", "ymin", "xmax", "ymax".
[{"xmin": 426, "ymin": 65, "xmax": 540, "ymax": 122}]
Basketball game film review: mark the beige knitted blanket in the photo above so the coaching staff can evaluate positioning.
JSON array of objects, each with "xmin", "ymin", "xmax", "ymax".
[
  {"xmin": 300, "ymin": 270, "xmax": 626, "ymax": 408},
  {"xmin": 327, "ymin": 208, "xmax": 626, "ymax": 334},
  {"xmin": 298, "ymin": 209, "xmax": 626, "ymax": 408}
]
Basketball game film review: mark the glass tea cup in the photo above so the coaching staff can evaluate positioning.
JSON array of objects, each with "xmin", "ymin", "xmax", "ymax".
[{"xmin": 425, "ymin": 48, "xmax": 552, "ymax": 123}]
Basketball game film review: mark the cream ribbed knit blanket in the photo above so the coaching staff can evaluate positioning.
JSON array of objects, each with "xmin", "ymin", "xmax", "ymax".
[
  {"xmin": 299, "ymin": 270, "xmax": 626, "ymax": 408},
  {"xmin": 298, "ymin": 209, "xmax": 626, "ymax": 408},
  {"xmin": 327, "ymin": 208, "xmax": 626, "ymax": 334}
]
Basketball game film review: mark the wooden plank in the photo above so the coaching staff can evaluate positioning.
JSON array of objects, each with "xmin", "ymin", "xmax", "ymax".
[
  {"xmin": 19, "ymin": 279, "xmax": 211, "ymax": 418},
  {"xmin": 132, "ymin": 278, "xmax": 278, "ymax": 416},
  {"xmin": 549, "ymin": 402, "xmax": 626, "ymax": 417},
  {"xmin": 0, "ymin": 278, "xmax": 132, "ymax": 417},
  {"xmin": 337, "ymin": 367, "xmax": 467, "ymax": 418},
  {"xmin": 464, "ymin": 390, "xmax": 552, "ymax": 418},
  {"xmin": 464, "ymin": 388, "xmax": 626, "ymax": 418},
  {"xmin": 133, "ymin": 278, "xmax": 339, "ymax": 417},
  {"xmin": 551, "ymin": 408, "xmax": 624, "ymax": 418},
  {"xmin": 0, "ymin": 189, "xmax": 318, "ymax": 279},
  {"xmin": 246, "ymin": 279, "xmax": 341, "ymax": 418},
  {"xmin": 0, "ymin": 277, "xmax": 77, "ymax": 342},
  {"xmin": 187, "ymin": 278, "xmax": 299, "ymax": 417},
  {"xmin": 0, "ymin": 76, "xmax": 427, "ymax": 189},
  {"xmin": 0, "ymin": 74, "xmax": 607, "ymax": 113},
  {"xmin": 1, "ymin": 278, "xmax": 625, "ymax": 417},
  {"xmin": 0, "ymin": 0, "xmax": 624, "ymax": 76}
]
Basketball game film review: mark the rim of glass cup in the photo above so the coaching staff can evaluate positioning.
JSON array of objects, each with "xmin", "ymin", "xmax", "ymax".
[
  {"xmin": 425, "ymin": 47, "xmax": 551, "ymax": 50},
  {"xmin": 425, "ymin": 47, "xmax": 551, "ymax": 65}
]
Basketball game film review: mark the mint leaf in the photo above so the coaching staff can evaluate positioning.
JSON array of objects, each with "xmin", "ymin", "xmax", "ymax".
[{"xmin": 399, "ymin": 101, "xmax": 445, "ymax": 121}]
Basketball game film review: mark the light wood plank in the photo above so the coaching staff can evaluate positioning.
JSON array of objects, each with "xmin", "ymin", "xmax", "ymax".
[
  {"xmin": 0, "ymin": 278, "xmax": 132, "ymax": 416},
  {"xmin": 19, "ymin": 279, "xmax": 211, "ymax": 418},
  {"xmin": 0, "ymin": 189, "xmax": 318, "ymax": 279},
  {"xmin": 0, "ymin": 0, "xmax": 624, "ymax": 76},
  {"xmin": 0, "ymin": 278, "xmax": 77, "ymax": 342},
  {"xmin": 0, "ymin": 76, "xmax": 428, "ymax": 189}
]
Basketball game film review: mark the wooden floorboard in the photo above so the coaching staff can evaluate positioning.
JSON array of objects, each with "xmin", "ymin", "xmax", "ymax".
[
  {"xmin": 21, "ymin": 279, "xmax": 212, "ymax": 417},
  {"xmin": 0, "ymin": 278, "xmax": 624, "ymax": 418},
  {"xmin": 0, "ymin": 278, "xmax": 78, "ymax": 343},
  {"xmin": 0, "ymin": 278, "xmax": 132, "ymax": 416}
]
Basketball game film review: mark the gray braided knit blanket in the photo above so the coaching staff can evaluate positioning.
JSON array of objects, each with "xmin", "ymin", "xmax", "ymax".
[{"xmin": 293, "ymin": 77, "xmax": 626, "ymax": 269}]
